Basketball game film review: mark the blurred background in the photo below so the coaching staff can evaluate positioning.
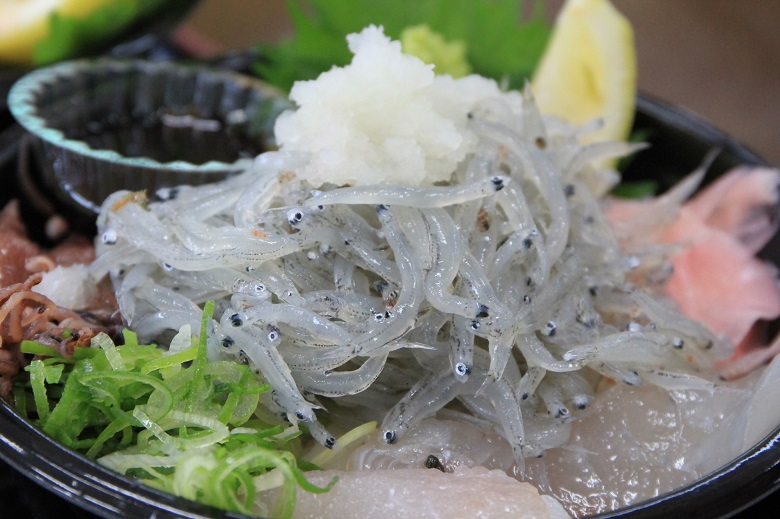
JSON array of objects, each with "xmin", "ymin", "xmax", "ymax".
[{"xmin": 179, "ymin": 0, "xmax": 780, "ymax": 166}]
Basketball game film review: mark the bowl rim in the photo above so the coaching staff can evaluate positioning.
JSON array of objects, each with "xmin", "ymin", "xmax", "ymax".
[
  {"xmin": 0, "ymin": 94, "xmax": 778, "ymax": 519},
  {"xmin": 6, "ymin": 58, "xmax": 283, "ymax": 174}
]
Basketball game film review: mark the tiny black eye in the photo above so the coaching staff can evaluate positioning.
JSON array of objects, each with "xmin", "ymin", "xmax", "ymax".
[
  {"xmin": 221, "ymin": 336, "xmax": 234, "ymax": 348},
  {"xmin": 545, "ymin": 321, "xmax": 557, "ymax": 336},
  {"xmin": 454, "ymin": 362, "xmax": 471, "ymax": 376},
  {"xmin": 469, "ymin": 320, "xmax": 480, "ymax": 331},
  {"xmin": 101, "ymin": 230, "xmax": 117, "ymax": 245},
  {"xmin": 374, "ymin": 313, "xmax": 384, "ymax": 321},
  {"xmin": 230, "ymin": 314, "xmax": 243, "ymax": 327},
  {"xmin": 383, "ymin": 430, "xmax": 397, "ymax": 444},
  {"xmin": 287, "ymin": 209, "xmax": 305, "ymax": 225}
]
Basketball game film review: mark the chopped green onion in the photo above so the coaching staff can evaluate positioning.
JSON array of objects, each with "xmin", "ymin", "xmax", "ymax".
[
  {"xmin": 14, "ymin": 301, "xmax": 338, "ymax": 516},
  {"xmin": 93, "ymin": 332, "xmax": 126, "ymax": 371},
  {"xmin": 27, "ymin": 360, "xmax": 50, "ymax": 421},
  {"xmin": 21, "ymin": 340, "xmax": 62, "ymax": 357},
  {"xmin": 140, "ymin": 346, "xmax": 198, "ymax": 374}
]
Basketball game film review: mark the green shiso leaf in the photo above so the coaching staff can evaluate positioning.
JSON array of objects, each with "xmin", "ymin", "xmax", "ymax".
[{"xmin": 255, "ymin": 0, "xmax": 551, "ymax": 92}]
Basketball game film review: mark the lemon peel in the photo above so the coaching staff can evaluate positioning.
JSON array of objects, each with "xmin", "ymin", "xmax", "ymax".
[{"xmin": 532, "ymin": 0, "xmax": 636, "ymax": 144}]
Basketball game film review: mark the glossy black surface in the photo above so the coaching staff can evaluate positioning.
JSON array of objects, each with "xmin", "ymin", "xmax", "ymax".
[{"xmin": 1, "ymin": 87, "xmax": 779, "ymax": 518}]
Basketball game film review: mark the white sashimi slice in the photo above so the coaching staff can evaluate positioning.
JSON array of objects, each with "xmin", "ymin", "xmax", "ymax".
[
  {"xmin": 343, "ymin": 418, "xmax": 518, "ymax": 474},
  {"xmin": 740, "ymin": 352, "xmax": 780, "ymax": 450},
  {"xmin": 523, "ymin": 382, "xmax": 750, "ymax": 517},
  {"xmin": 291, "ymin": 466, "xmax": 570, "ymax": 519}
]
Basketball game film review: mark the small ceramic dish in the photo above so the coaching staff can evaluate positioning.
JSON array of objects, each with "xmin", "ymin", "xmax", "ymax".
[{"xmin": 7, "ymin": 59, "xmax": 289, "ymax": 217}]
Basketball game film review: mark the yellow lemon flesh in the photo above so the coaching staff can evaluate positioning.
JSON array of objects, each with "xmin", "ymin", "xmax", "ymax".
[
  {"xmin": 532, "ymin": 0, "xmax": 636, "ymax": 143},
  {"xmin": 0, "ymin": 0, "xmax": 114, "ymax": 66}
]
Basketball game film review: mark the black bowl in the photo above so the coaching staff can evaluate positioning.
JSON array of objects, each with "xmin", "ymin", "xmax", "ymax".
[{"xmin": 0, "ymin": 95, "xmax": 778, "ymax": 519}]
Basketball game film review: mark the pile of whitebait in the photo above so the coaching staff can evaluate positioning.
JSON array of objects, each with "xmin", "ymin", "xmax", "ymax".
[{"xmin": 90, "ymin": 91, "xmax": 720, "ymax": 469}]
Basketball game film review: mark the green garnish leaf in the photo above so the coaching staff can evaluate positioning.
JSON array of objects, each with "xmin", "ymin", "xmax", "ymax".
[
  {"xmin": 256, "ymin": 0, "xmax": 551, "ymax": 92},
  {"xmin": 611, "ymin": 180, "xmax": 659, "ymax": 199},
  {"xmin": 32, "ymin": 0, "xmax": 167, "ymax": 65}
]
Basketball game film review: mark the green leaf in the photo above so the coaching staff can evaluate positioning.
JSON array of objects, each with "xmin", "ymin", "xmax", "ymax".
[
  {"xmin": 610, "ymin": 180, "xmax": 658, "ymax": 199},
  {"xmin": 32, "ymin": 0, "xmax": 166, "ymax": 65},
  {"xmin": 255, "ymin": 0, "xmax": 551, "ymax": 92}
]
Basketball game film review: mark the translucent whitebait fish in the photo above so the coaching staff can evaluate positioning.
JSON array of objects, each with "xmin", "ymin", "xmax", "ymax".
[
  {"xmin": 235, "ymin": 299, "xmax": 352, "ymax": 346},
  {"xmin": 421, "ymin": 208, "xmax": 488, "ymax": 319},
  {"xmin": 221, "ymin": 321, "xmax": 319, "ymax": 425},
  {"xmin": 305, "ymin": 176, "xmax": 510, "ymax": 208},
  {"xmin": 302, "ymin": 291, "xmax": 384, "ymax": 322},
  {"xmin": 350, "ymin": 205, "xmax": 424, "ymax": 356},
  {"xmin": 381, "ymin": 366, "xmax": 480, "ymax": 446},
  {"xmin": 483, "ymin": 376, "xmax": 527, "ymax": 470},
  {"xmin": 279, "ymin": 343, "xmax": 357, "ymax": 372},
  {"xmin": 289, "ymin": 205, "xmax": 401, "ymax": 284},
  {"xmin": 95, "ymin": 89, "xmax": 725, "ymax": 458},
  {"xmin": 449, "ymin": 315, "xmax": 475, "ymax": 381},
  {"xmin": 293, "ymin": 354, "xmax": 388, "ymax": 397}
]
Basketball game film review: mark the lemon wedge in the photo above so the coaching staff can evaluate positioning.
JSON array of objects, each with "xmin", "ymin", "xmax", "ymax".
[
  {"xmin": 532, "ymin": 0, "xmax": 636, "ymax": 143},
  {"xmin": 0, "ymin": 0, "xmax": 120, "ymax": 66}
]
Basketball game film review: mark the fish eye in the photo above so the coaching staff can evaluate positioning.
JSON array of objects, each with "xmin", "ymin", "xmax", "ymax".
[
  {"xmin": 454, "ymin": 362, "xmax": 471, "ymax": 376},
  {"xmin": 101, "ymin": 229, "xmax": 117, "ymax": 245},
  {"xmin": 287, "ymin": 208, "xmax": 305, "ymax": 225}
]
